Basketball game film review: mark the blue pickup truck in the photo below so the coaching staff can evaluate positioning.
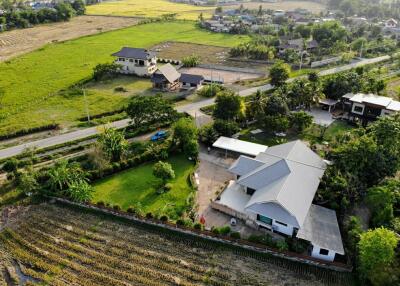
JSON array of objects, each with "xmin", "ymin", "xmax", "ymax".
[{"xmin": 150, "ymin": 130, "xmax": 168, "ymax": 142}]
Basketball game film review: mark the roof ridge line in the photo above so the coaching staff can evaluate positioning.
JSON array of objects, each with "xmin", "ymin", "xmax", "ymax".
[{"xmin": 261, "ymin": 152, "xmax": 326, "ymax": 170}]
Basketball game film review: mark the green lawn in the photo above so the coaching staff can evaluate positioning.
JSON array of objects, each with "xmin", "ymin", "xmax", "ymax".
[
  {"xmin": 239, "ymin": 120, "xmax": 355, "ymax": 146},
  {"xmin": 91, "ymin": 155, "xmax": 196, "ymax": 220},
  {"xmin": 0, "ymin": 21, "xmax": 249, "ymax": 136}
]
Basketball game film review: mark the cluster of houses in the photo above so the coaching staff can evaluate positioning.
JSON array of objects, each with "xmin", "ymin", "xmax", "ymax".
[
  {"xmin": 201, "ymin": 8, "xmax": 327, "ymax": 34},
  {"xmin": 212, "ymin": 138, "xmax": 344, "ymax": 262},
  {"xmin": 112, "ymin": 47, "xmax": 205, "ymax": 91}
]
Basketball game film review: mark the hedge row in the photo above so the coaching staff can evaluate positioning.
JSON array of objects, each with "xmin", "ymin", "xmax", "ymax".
[{"xmin": 0, "ymin": 124, "xmax": 59, "ymax": 141}]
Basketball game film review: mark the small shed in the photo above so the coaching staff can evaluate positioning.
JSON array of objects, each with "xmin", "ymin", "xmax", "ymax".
[{"xmin": 212, "ymin": 136, "xmax": 268, "ymax": 157}]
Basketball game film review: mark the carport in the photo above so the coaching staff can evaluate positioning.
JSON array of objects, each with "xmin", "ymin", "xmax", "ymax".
[{"xmin": 212, "ymin": 136, "xmax": 268, "ymax": 158}]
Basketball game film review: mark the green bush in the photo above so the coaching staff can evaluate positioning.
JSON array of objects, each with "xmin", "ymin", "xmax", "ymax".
[
  {"xmin": 160, "ymin": 215, "xmax": 169, "ymax": 222},
  {"xmin": 219, "ymin": 225, "xmax": 231, "ymax": 235},
  {"xmin": 176, "ymin": 219, "xmax": 185, "ymax": 226},
  {"xmin": 112, "ymin": 205, "xmax": 121, "ymax": 211},
  {"xmin": 194, "ymin": 223, "xmax": 203, "ymax": 230},
  {"xmin": 127, "ymin": 207, "xmax": 135, "ymax": 214},
  {"xmin": 230, "ymin": 232, "xmax": 241, "ymax": 239},
  {"xmin": 212, "ymin": 227, "xmax": 220, "ymax": 235},
  {"xmin": 276, "ymin": 240, "xmax": 289, "ymax": 251},
  {"xmin": 96, "ymin": 201, "xmax": 105, "ymax": 207},
  {"xmin": 197, "ymin": 84, "xmax": 224, "ymax": 98},
  {"xmin": 146, "ymin": 212, "xmax": 154, "ymax": 219}
]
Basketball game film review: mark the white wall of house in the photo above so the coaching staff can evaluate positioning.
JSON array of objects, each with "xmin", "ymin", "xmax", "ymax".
[
  {"xmin": 311, "ymin": 244, "xmax": 336, "ymax": 262},
  {"xmin": 381, "ymin": 109, "xmax": 394, "ymax": 116},
  {"xmin": 271, "ymin": 219, "xmax": 295, "ymax": 236},
  {"xmin": 115, "ymin": 57, "xmax": 157, "ymax": 76},
  {"xmin": 351, "ymin": 103, "xmax": 365, "ymax": 115}
]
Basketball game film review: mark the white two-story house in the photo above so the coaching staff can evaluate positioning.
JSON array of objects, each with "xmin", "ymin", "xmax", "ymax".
[
  {"xmin": 214, "ymin": 140, "xmax": 344, "ymax": 262},
  {"xmin": 112, "ymin": 47, "xmax": 157, "ymax": 77}
]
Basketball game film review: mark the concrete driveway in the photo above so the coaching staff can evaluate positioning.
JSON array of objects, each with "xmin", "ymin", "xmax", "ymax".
[{"xmin": 306, "ymin": 107, "xmax": 336, "ymax": 126}]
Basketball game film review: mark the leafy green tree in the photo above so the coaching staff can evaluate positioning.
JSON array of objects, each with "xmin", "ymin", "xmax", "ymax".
[
  {"xmin": 72, "ymin": 0, "xmax": 86, "ymax": 15},
  {"xmin": 290, "ymin": 111, "xmax": 313, "ymax": 132},
  {"xmin": 269, "ymin": 60, "xmax": 290, "ymax": 87},
  {"xmin": 18, "ymin": 171, "xmax": 39, "ymax": 195},
  {"xmin": 264, "ymin": 93, "xmax": 289, "ymax": 116},
  {"xmin": 172, "ymin": 118, "xmax": 198, "ymax": 158},
  {"xmin": 197, "ymin": 84, "xmax": 224, "ymax": 98},
  {"xmin": 199, "ymin": 124, "xmax": 218, "ymax": 146},
  {"xmin": 366, "ymin": 186, "xmax": 394, "ymax": 228},
  {"xmin": 98, "ymin": 127, "xmax": 128, "ymax": 162},
  {"xmin": 312, "ymin": 21, "xmax": 348, "ymax": 48},
  {"xmin": 93, "ymin": 63, "xmax": 121, "ymax": 81},
  {"xmin": 213, "ymin": 90, "xmax": 243, "ymax": 121},
  {"xmin": 287, "ymin": 79, "xmax": 315, "ymax": 109},
  {"xmin": 294, "ymin": 24, "xmax": 312, "ymax": 39},
  {"xmin": 153, "ymin": 161, "xmax": 175, "ymax": 186},
  {"xmin": 126, "ymin": 95, "xmax": 176, "ymax": 127},
  {"xmin": 263, "ymin": 115, "xmax": 289, "ymax": 133},
  {"xmin": 358, "ymin": 228, "xmax": 399, "ymax": 286},
  {"xmin": 55, "ymin": 2, "xmax": 75, "ymax": 21},
  {"xmin": 213, "ymin": 120, "xmax": 240, "ymax": 137}
]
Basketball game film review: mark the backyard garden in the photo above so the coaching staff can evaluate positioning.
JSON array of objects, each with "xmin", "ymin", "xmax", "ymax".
[{"xmin": 92, "ymin": 154, "xmax": 196, "ymax": 220}]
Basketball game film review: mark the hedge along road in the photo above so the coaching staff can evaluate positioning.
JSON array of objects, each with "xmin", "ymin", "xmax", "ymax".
[{"xmin": 0, "ymin": 55, "xmax": 391, "ymax": 160}]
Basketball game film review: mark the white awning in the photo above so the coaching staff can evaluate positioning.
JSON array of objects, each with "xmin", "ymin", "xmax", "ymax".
[{"xmin": 212, "ymin": 136, "xmax": 268, "ymax": 157}]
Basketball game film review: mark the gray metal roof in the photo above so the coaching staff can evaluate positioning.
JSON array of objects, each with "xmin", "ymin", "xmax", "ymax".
[
  {"xmin": 297, "ymin": 204, "xmax": 345, "ymax": 254},
  {"xmin": 155, "ymin": 64, "xmax": 181, "ymax": 83},
  {"xmin": 228, "ymin": 156, "xmax": 265, "ymax": 176},
  {"xmin": 230, "ymin": 140, "xmax": 327, "ymax": 227},
  {"xmin": 180, "ymin": 73, "xmax": 204, "ymax": 85},
  {"xmin": 256, "ymin": 140, "xmax": 327, "ymax": 169},
  {"xmin": 112, "ymin": 47, "xmax": 156, "ymax": 60}
]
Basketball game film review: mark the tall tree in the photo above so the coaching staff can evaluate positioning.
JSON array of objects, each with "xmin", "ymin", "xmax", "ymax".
[
  {"xmin": 358, "ymin": 228, "xmax": 399, "ymax": 286},
  {"xmin": 98, "ymin": 127, "xmax": 128, "ymax": 162},
  {"xmin": 269, "ymin": 60, "xmax": 290, "ymax": 87},
  {"xmin": 213, "ymin": 90, "xmax": 243, "ymax": 121}
]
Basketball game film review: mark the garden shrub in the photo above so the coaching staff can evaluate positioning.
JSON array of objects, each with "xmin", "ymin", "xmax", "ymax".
[
  {"xmin": 127, "ymin": 207, "xmax": 135, "ymax": 214},
  {"xmin": 146, "ymin": 212, "xmax": 154, "ymax": 219},
  {"xmin": 112, "ymin": 205, "xmax": 121, "ymax": 211},
  {"xmin": 96, "ymin": 201, "xmax": 105, "ymax": 207},
  {"xmin": 276, "ymin": 240, "xmax": 289, "ymax": 251},
  {"xmin": 194, "ymin": 223, "xmax": 203, "ymax": 230},
  {"xmin": 219, "ymin": 225, "xmax": 231, "ymax": 235},
  {"xmin": 164, "ymin": 183, "xmax": 173, "ymax": 191},
  {"xmin": 230, "ymin": 232, "xmax": 241, "ymax": 239},
  {"xmin": 160, "ymin": 215, "xmax": 169, "ymax": 222},
  {"xmin": 176, "ymin": 219, "xmax": 185, "ymax": 226},
  {"xmin": 212, "ymin": 227, "xmax": 220, "ymax": 235}
]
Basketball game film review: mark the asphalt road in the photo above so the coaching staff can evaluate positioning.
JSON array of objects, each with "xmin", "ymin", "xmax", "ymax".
[{"xmin": 0, "ymin": 55, "xmax": 392, "ymax": 160}]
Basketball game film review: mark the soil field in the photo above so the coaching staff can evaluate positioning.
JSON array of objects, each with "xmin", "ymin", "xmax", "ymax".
[
  {"xmin": 153, "ymin": 42, "xmax": 229, "ymax": 64},
  {"xmin": 0, "ymin": 203, "xmax": 352, "ymax": 285},
  {"xmin": 180, "ymin": 67, "xmax": 261, "ymax": 83},
  {"xmin": 0, "ymin": 15, "xmax": 140, "ymax": 62}
]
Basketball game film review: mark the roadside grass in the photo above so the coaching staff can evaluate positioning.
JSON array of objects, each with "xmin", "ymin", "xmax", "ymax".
[
  {"xmin": 385, "ymin": 75, "xmax": 400, "ymax": 100},
  {"xmin": 86, "ymin": 0, "xmax": 215, "ymax": 20},
  {"xmin": 91, "ymin": 154, "xmax": 196, "ymax": 220},
  {"xmin": 0, "ymin": 21, "xmax": 249, "ymax": 136}
]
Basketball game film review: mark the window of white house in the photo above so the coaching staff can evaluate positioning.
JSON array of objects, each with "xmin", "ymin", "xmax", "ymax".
[
  {"xmin": 129, "ymin": 59, "xmax": 134, "ymax": 62},
  {"xmin": 118, "ymin": 58, "xmax": 125, "ymax": 62},
  {"xmin": 319, "ymin": 248, "xmax": 329, "ymax": 255},
  {"xmin": 353, "ymin": 106, "xmax": 363, "ymax": 113},
  {"xmin": 275, "ymin": 221, "xmax": 287, "ymax": 227},
  {"xmin": 257, "ymin": 214, "xmax": 272, "ymax": 225}
]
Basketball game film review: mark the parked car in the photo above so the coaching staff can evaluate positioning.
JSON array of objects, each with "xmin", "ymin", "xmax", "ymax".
[{"xmin": 151, "ymin": 130, "xmax": 168, "ymax": 142}]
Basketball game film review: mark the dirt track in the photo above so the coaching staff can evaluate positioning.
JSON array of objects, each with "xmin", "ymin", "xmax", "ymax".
[{"xmin": 0, "ymin": 15, "xmax": 139, "ymax": 61}]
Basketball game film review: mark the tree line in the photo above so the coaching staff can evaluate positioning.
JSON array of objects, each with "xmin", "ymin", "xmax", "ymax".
[{"xmin": 0, "ymin": 0, "xmax": 85, "ymax": 31}]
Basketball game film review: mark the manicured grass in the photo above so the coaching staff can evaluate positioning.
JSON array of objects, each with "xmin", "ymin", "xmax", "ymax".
[
  {"xmin": 0, "ymin": 21, "xmax": 249, "ymax": 136},
  {"xmin": 87, "ymin": 0, "xmax": 215, "ymax": 20},
  {"xmin": 92, "ymin": 155, "xmax": 196, "ymax": 219},
  {"xmin": 239, "ymin": 120, "xmax": 355, "ymax": 146}
]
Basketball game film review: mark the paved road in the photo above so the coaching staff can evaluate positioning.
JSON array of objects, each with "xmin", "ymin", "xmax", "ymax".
[{"xmin": 0, "ymin": 55, "xmax": 392, "ymax": 160}]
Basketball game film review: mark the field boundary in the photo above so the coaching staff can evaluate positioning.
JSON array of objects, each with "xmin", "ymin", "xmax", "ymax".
[{"xmin": 51, "ymin": 197, "xmax": 354, "ymax": 280}]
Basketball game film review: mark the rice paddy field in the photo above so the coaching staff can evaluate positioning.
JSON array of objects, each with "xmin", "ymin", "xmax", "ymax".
[
  {"xmin": 0, "ymin": 21, "xmax": 248, "ymax": 136},
  {"xmin": 86, "ymin": 0, "xmax": 327, "ymax": 20},
  {"xmin": 0, "ymin": 203, "xmax": 353, "ymax": 286}
]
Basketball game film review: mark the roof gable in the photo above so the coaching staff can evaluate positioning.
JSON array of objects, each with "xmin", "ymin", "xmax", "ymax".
[
  {"xmin": 228, "ymin": 156, "xmax": 265, "ymax": 176},
  {"xmin": 156, "ymin": 64, "xmax": 181, "ymax": 83}
]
